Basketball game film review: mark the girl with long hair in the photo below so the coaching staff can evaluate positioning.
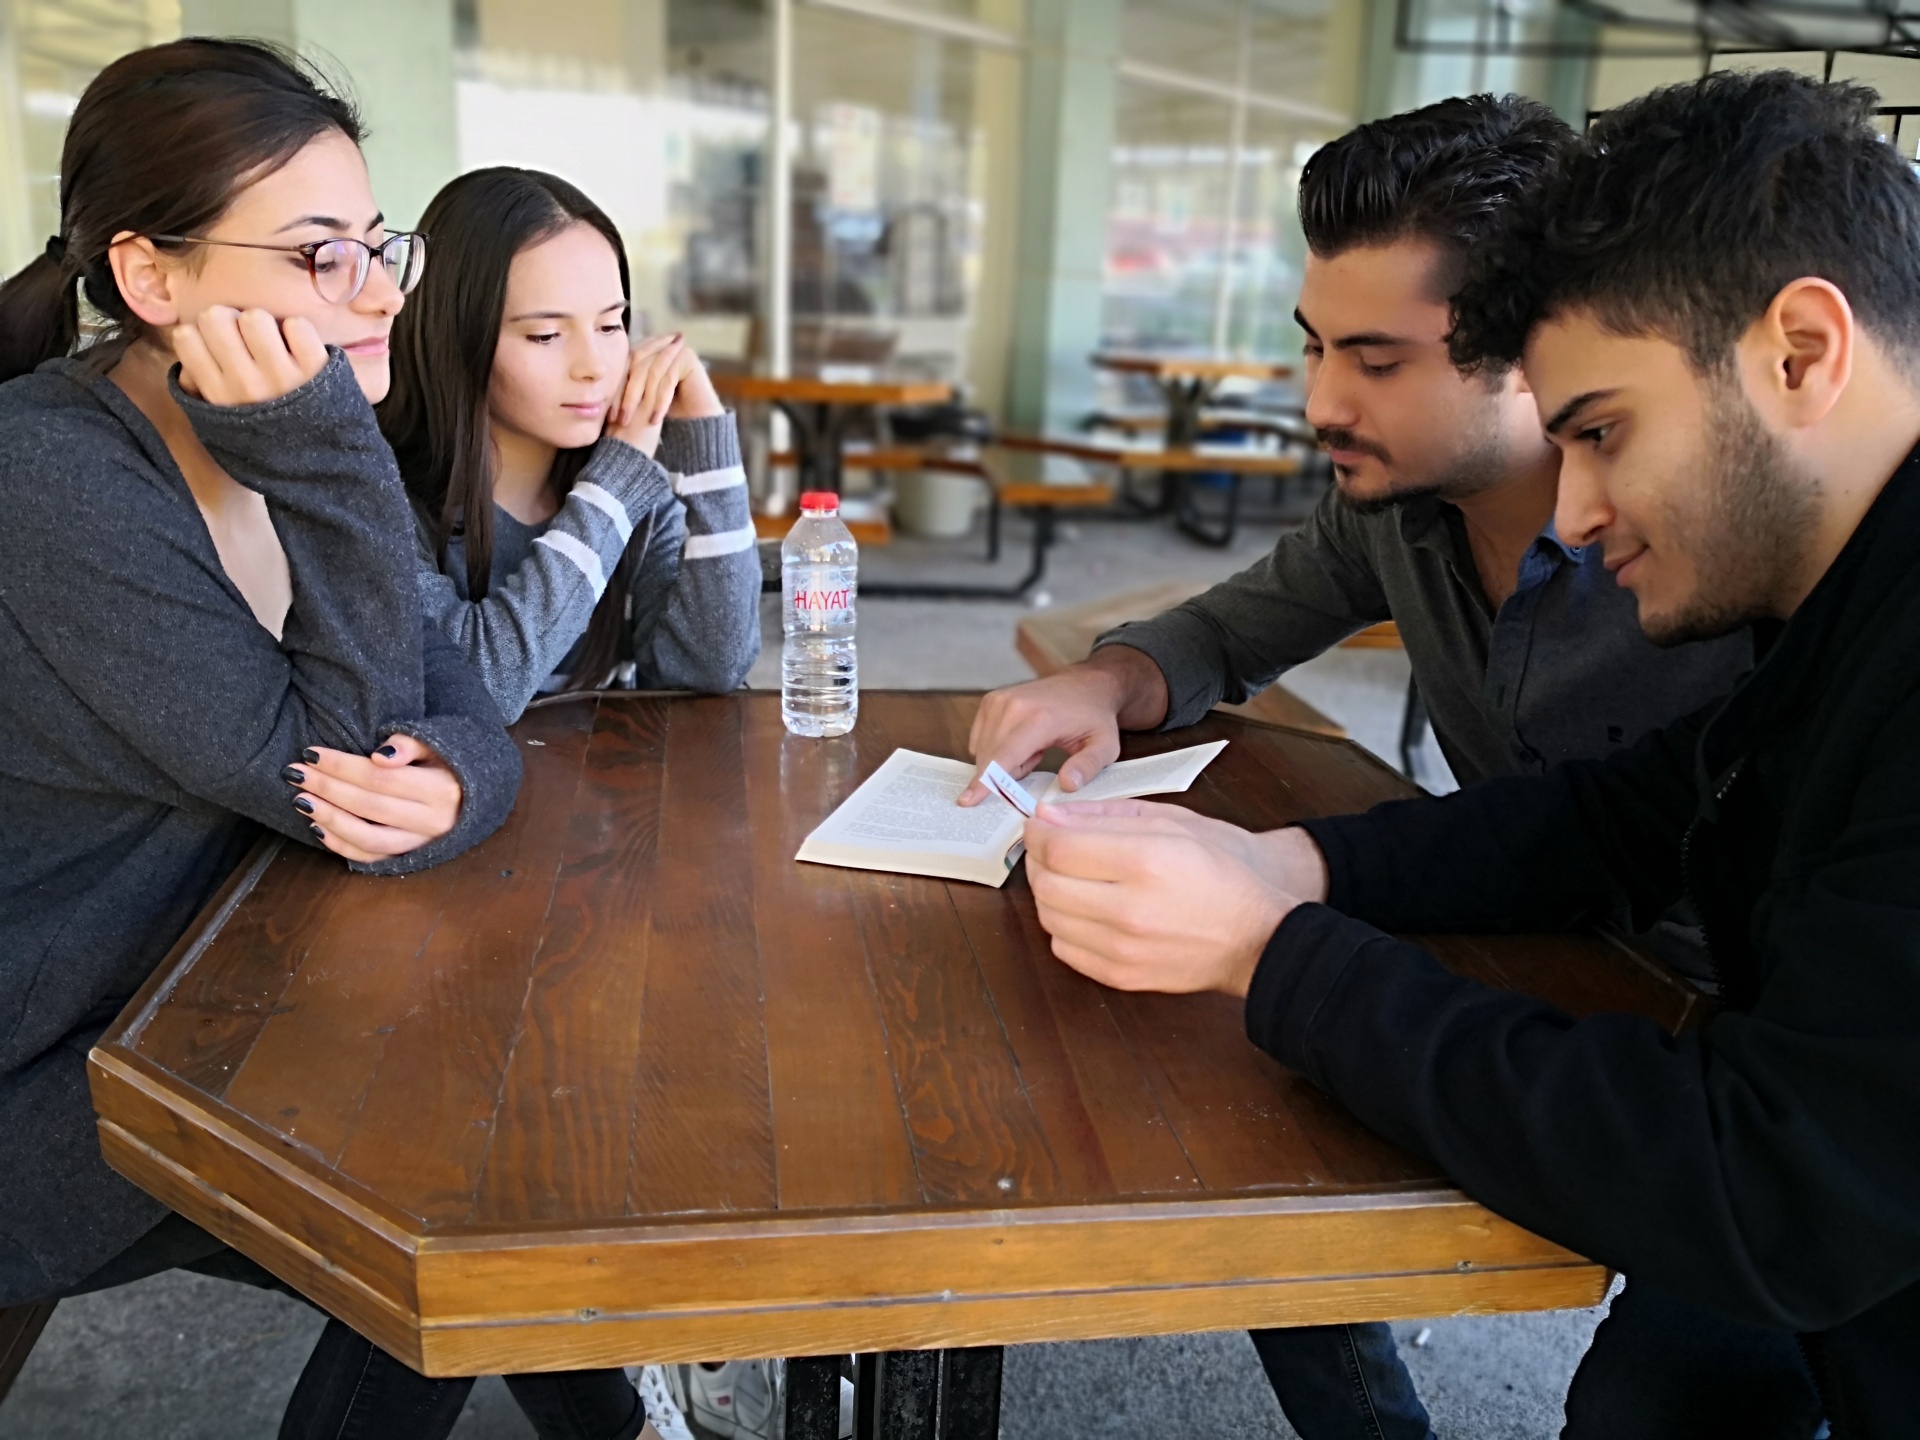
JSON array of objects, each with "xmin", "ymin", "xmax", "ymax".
[
  {"xmin": 381, "ymin": 167, "xmax": 759, "ymax": 722},
  {"xmin": 0, "ymin": 38, "xmax": 662, "ymax": 1440}
]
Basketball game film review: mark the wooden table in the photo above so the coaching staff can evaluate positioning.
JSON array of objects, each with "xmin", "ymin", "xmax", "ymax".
[
  {"xmin": 89, "ymin": 693, "xmax": 1701, "ymax": 1438},
  {"xmin": 714, "ymin": 373, "xmax": 953, "ymax": 496},
  {"xmin": 1091, "ymin": 353, "xmax": 1297, "ymax": 449},
  {"xmin": 999, "ymin": 432, "xmax": 1305, "ymax": 547}
]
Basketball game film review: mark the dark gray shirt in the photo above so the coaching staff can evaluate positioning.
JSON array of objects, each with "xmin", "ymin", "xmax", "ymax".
[
  {"xmin": 1100, "ymin": 483, "xmax": 1753, "ymax": 787},
  {"xmin": 0, "ymin": 352, "xmax": 521, "ymax": 1304}
]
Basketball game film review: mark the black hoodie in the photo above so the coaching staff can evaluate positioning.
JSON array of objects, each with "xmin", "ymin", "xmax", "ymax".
[{"xmin": 1247, "ymin": 449, "xmax": 1920, "ymax": 1436}]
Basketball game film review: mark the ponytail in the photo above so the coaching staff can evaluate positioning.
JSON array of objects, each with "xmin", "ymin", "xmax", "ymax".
[{"xmin": 0, "ymin": 239, "xmax": 80, "ymax": 384}]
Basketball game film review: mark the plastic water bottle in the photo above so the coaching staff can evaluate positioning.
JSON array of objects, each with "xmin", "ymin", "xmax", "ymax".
[{"xmin": 782, "ymin": 491, "xmax": 858, "ymax": 737}]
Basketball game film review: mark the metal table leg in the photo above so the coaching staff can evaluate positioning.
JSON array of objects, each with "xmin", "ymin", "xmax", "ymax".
[
  {"xmin": 861, "ymin": 505, "xmax": 1056, "ymax": 601},
  {"xmin": 1399, "ymin": 674, "xmax": 1430, "ymax": 782},
  {"xmin": 852, "ymin": 1347, "xmax": 1004, "ymax": 1440},
  {"xmin": 775, "ymin": 400, "xmax": 850, "ymax": 495},
  {"xmin": 786, "ymin": 1355, "xmax": 847, "ymax": 1440}
]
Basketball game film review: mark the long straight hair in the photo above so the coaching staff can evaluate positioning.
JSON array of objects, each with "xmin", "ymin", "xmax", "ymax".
[
  {"xmin": 379, "ymin": 167, "xmax": 638, "ymax": 691},
  {"xmin": 0, "ymin": 39, "xmax": 362, "ymax": 383}
]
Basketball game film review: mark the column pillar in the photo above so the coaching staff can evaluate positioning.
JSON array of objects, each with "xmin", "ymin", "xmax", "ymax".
[
  {"xmin": 182, "ymin": 0, "xmax": 457, "ymax": 230},
  {"xmin": 1004, "ymin": 0, "xmax": 1121, "ymax": 434}
]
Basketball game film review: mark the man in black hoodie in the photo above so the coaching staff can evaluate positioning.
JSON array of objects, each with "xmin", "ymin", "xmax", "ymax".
[{"xmin": 1022, "ymin": 69, "xmax": 1920, "ymax": 1438}]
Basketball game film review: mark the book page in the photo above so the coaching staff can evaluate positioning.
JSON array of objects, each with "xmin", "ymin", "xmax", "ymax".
[
  {"xmin": 1044, "ymin": 740, "xmax": 1229, "ymax": 804},
  {"xmin": 806, "ymin": 751, "xmax": 1022, "ymax": 857}
]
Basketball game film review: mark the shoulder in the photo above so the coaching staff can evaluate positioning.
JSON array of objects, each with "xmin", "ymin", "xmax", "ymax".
[{"xmin": 0, "ymin": 364, "xmax": 158, "ymax": 497}]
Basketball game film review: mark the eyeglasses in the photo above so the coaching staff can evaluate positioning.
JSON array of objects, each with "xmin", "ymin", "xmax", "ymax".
[{"xmin": 145, "ymin": 231, "xmax": 427, "ymax": 304}]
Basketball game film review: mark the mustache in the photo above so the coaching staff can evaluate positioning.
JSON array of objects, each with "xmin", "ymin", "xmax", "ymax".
[{"xmin": 1316, "ymin": 427, "xmax": 1391, "ymax": 464}]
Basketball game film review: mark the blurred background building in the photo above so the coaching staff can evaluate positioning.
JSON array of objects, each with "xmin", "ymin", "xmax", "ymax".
[{"xmin": 4, "ymin": 0, "xmax": 1919, "ymax": 434}]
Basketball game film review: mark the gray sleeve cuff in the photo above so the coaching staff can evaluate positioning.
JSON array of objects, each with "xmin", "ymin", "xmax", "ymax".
[
  {"xmin": 657, "ymin": 412, "xmax": 743, "ymax": 477},
  {"xmin": 584, "ymin": 437, "xmax": 676, "ymax": 518},
  {"xmin": 1093, "ymin": 608, "xmax": 1232, "ymax": 730}
]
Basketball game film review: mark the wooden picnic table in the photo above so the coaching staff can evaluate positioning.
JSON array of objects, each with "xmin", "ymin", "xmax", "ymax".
[
  {"xmin": 1091, "ymin": 352, "xmax": 1297, "ymax": 449},
  {"xmin": 88, "ymin": 692, "xmax": 1701, "ymax": 1438},
  {"xmin": 713, "ymin": 373, "xmax": 953, "ymax": 496}
]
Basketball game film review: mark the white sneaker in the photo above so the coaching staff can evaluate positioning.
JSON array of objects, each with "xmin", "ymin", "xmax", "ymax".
[
  {"xmin": 671, "ymin": 1359, "xmax": 782, "ymax": 1440},
  {"xmin": 667, "ymin": 1359, "xmax": 854, "ymax": 1440},
  {"xmin": 637, "ymin": 1365, "xmax": 698, "ymax": 1440}
]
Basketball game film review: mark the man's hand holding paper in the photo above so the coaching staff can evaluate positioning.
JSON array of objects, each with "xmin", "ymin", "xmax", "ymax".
[{"xmin": 1025, "ymin": 801, "xmax": 1332, "ymax": 997}]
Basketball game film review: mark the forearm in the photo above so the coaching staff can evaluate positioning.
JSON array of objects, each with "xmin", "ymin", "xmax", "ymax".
[
  {"xmin": 418, "ymin": 439, "xmax": 673, "ymax": 721},
  {"xmin": 350, "ymin": 623, "xmax": 522, "ymax": 875},
  {"xmin": 634, "ymin": 414, "xmax": 760, "ymax": 692},
  {"xmin": 1070, "ymin": 643, "xmax": 1172, "ymax": 732},
  {"xmin": 1246, "ymin": 900, "xmax": 1920, "ymax": 1330},
  {"xmin": 176, "ymin": 352, "xmax": 426, "ymax": 754},
  {"xmin": 1094, "ymin": 495, "xmax": 1391, "ymax": 730}
]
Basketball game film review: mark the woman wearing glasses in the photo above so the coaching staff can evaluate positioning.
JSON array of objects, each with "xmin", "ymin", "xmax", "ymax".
[
  {"xmin": 0, "ymin": 39, "xmax": 656, "ymax": 1440},
  {"xmin": 381, "ymin": 167, "xmax": 760, "ymax": 724}
]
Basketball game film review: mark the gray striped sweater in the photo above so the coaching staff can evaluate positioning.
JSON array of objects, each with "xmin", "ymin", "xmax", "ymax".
[{"xmin": 416, "ymin": 414, "xmax": 760, "ymax": 722}]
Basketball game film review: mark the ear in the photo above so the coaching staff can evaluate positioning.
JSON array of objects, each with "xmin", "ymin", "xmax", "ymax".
[
  {"xmin": 106, "ymin": 231, "xmax": 184, "ymax": 329},
  {"xmin": 1744, "ymin": 277, "xmax": 1853, "ymax": 430}
]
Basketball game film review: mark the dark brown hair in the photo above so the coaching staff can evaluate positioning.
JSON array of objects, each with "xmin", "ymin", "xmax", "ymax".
[
  {"xmin": 0, "ymin": 38, "xmax": 363, "ymax": 383},
  {"xmin": 379, "ymin": 167, "xmax": 637, "ymax": 691}
]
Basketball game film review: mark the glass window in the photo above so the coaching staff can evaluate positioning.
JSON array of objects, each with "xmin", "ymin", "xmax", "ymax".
[
  {"xmin": 1102, "ymin": 80, "xmax": 1235, "ymax": 350},
  {"xmin": 0, "ymin": 0, "xmax": 181, "ymax": 276},
  {"xmin": 1226, "ymin": 107, "xmax": 1337, "ymax": 358},
  {"xmin": 787, "ymin": 4, "xmax": 998, "ymax": 381},
  {"xmin": 1121, "ymin": 0, "xmax": 1244, "ymax": 85},
  {"xmin": 456, "ymin": 0, "xmax": 769, "ymax": 363}
]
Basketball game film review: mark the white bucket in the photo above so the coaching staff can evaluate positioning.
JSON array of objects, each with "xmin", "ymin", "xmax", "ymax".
[{"xmin": 892, "ymin": 469, "xmax": 981, "ymax": 538}]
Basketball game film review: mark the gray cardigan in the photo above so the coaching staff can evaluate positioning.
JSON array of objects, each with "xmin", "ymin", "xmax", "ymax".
[
  {"xmin": 0, "ymin": 351, "xmax": 521, "ymax": 1304},
  {"xmin": 416, "ymin": 415, "xmax": 760, "ymax": 722}
]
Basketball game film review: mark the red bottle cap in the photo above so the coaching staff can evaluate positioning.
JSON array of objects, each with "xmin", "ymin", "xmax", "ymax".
[{"xmin": 798, "ymin": 491, "xmax": 840, "ymax": 514}]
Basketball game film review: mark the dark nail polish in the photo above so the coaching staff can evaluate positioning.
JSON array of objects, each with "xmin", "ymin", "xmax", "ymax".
[
  {"xmin": 281, "ymin": 765, "xmax": 304, "ymax": 785},
  {"xmin": 292, "ymin": 795, "xmax": 315, "ymax": 815},
  {"xmin": 375, "ymin": 744, "xmax": 397, "ymax": 759},
  {"xmin": 300, "ymin": 748, "xmax": 320, "ymax": 764},
  {"xmin": 309, "ymin": 824, "xmax": 325, "ymax": 841}
]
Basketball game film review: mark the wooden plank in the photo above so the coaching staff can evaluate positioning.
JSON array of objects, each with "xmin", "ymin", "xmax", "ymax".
[
  {"xmin": 322, "ymin": 706, "xmax": 599, "ymax": 1223},
  {"xmin": 625, "ymin": 697, "xmax": 778, "ymax": 1216},
  {"xmin": 467, "ymin": 700, "xmax": 670, "ymax": 1225},
  {"xmin": 838, "ymin": 697, "xmax": 1062, "ymax": 1205},
  {"xmin": 418, "ymin": 1189, "xmax": 1588, "ymax": 1322},
  {"xmin": 715, "ymin": 375, "xmax": 952, "ymax": 406},
  {"xmin": 1090, "ymin": 353, "xmax": 1295, "ymax": 383},
  {"xmin": 947, "ymin": 881, "xmax": 1204, "ymax": 1202},
  {"xmin": 413, "ymin": 1264, "xmax": 1605, "ymax": 1376},
  {"xmin": 125, "ymin": 838, "xmax": 329, "ymax": 1099},
  {"xmin": 741, "ymin": 698, "xmax": 924, "ymax": 1213},
  {"xmin": 0, "ymin": 1301, "xmax": 56, "ymax": 1404}
]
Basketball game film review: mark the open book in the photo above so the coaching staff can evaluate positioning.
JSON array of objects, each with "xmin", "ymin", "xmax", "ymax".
[{"xmin": 796, "ymin": 741, "xmax": 1228, "ymax": 887}]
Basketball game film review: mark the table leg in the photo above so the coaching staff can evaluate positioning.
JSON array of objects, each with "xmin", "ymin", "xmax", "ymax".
[
  {"xmin": 776, "ymin": 400, "xmax": 847, "ymax": 495},
  {"xmin": 862, "ymin": 504, "xmax": 1054, "ymax": 601},
  {"xmin": 939, "ymin": 1347, "xmax": 1004, "ymax": 1439},
  {"xmin": 855, "ymin": 1350, "xmax": 941, "ymax": 1440},
  {"xmin": 1161, "ymin": 376, "xmax": 1214, "ymax": 450},
  {"xmin": 785, "ymin": 1355, "xmax": 846, "ymax": 1440},
  {"xmin": 851, "ymin": 1347, "xmax": 1004, "ymax": 1440}
]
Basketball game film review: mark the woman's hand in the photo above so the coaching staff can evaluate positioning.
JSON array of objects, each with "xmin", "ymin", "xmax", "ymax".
[
  {"xmin": 605, "ymin": 332, "xmax": 686, "ymax": 455},
  {"xmin": 281, "ymin": 734, "xmax": 464, "ymax": 864},
  {"xmin": 173, "ymin": 306, "xmax": 329, "ymax": 405}
]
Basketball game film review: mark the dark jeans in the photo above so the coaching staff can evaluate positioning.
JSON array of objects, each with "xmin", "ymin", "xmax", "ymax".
[
  {"xmin": 1252, "ymin": 1283, "xmax": 1829, "ymax": 1440},
  {"xmin": 1250, "ymin": 1323, "xmax": 1434, "ymax": 1440},
  {"xmin": 1563, "ymin": 1281, "xmax": 1826, "ymax": 1440},
  {"xmin": 62, "ymin": 1213, "xmax": 644, "ymax": 1440}
]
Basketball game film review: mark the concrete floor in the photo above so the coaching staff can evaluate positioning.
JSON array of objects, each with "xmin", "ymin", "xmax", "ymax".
[{"xmin": 0, "ymin": 500, "xmax": 1621, "ymax": 1440}]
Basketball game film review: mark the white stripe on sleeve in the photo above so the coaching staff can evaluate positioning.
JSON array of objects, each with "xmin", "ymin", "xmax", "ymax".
[
  {"xmin": 534, "ymin": 530, "xmax": 609, "ymax": 594},
  {"xmin": 571, "ymin": 481, "xmax": 635, "ymax": 541},
  {"xmin": 682, "ymin": 523, "xmax": 758, "ymax": 560},
  {"xmin": 673, "ymin": 464, "xmax": 748, "ymax": 497}
]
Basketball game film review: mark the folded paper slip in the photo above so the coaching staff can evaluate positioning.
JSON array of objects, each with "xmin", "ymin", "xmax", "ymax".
[{"xmin": 795, "ymin": 741, "xmax": 1228, "ymax": 887}]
